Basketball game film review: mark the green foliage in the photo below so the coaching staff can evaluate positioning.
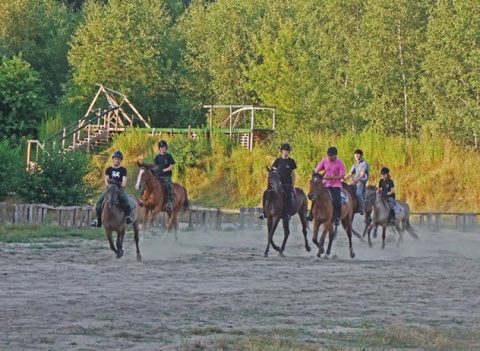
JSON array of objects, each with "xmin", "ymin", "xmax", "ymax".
[
  {"xmin": 17, "ymin": 147, "xmax": 97, "ymax": 206},
  {"xmin": 0, "ymin": 54, "xmax": 48, "ymax": 142},
  {"xmin": 0, "ymin": 139, "xmax": 25, "ymax": 201}
]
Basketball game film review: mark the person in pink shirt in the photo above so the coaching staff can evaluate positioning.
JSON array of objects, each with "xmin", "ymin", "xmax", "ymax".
[{"xmin": 310, "ymin": 146, "xmax": 346, "ymax": 226}]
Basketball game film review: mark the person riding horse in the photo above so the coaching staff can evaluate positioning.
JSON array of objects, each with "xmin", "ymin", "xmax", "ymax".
[
  {"xmin": 91, "ymin": 151, "xmax": 134, "ymax": 228},
  {"xmin": 344, "ymin": 148, "xmax": 369, "ymax": 215},
  {"xmin": 308, "ymin": 146, "xmax": 345, "ymax": 226},
  {"xmin": 378, "ymin": 167, "xmax": 396, "ymax": 224},
  {"xmin": 258, "ymin": 143, "xmax": 297, "ymax": 221},
  {"xmin": 152, "ymin": 140, "xmax": 175, "ymax": 211}
]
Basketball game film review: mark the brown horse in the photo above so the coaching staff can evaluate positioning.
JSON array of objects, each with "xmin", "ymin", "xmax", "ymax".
[
  {"xmin": 135, "ymin": 161, "xmax": 190, "ymax": 239},
  {"xmin": 263, "ymin": 167, "xmax": 310, "ymax": 257},
  {"xmin": 307, "ymin": 172, "xmax": 355, "ymax": 259},
  {"xmin": 102, "ymin": 179, "xmax": 141, "ymax": 261}
]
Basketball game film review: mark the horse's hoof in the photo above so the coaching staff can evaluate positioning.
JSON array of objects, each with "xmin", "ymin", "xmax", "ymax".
[
  {"xmin": 263, "ymin": 253, "xmax": 268, "ymax": 258},
  {"xmin": 279, "ymin": 252, "xmax": 285, "ymax": 257},
  {"xmin": 332, "ymin": 254, "xmax": 338, "ymax": 259},
  {"xmin": 137, "ymin": 255, "xmax": 142, "ymax": 262},
  {"xmin": 369, "ymin": 243, "xmax": 373, "ymax": 248},
  {"xmin": 306, "ymin": 246, "xmax": 311, "ymax": 252},
  {"xmin": 323, "ymin": 255, "xmax": 329, "ymax": 259},
  {"xmin": 315, "ymin": 256, "xmax": 321, "ymax": 261},
  {"xmin": 350, "ymin": 252, "xmax": 355, "ymax": 259}
]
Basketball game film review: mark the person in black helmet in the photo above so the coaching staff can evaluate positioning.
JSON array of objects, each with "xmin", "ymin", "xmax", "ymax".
[
  {"xmin": 258, "ymin": 143, "xmax": 297, "ymax": 221},
  {"xmin": 309, "ymin": 146, "xmax": 346, "ymax": 226},
  {"xmin": 90, "ymin": 150, "xmax": 134, "ymax": 227},
  {"xmin": 153, "ymin": 140, "xmax": 175, "ymax": 211},
  {"xmin": 378, "ymin": 167, "xmax": 396, "ymax": 224}
]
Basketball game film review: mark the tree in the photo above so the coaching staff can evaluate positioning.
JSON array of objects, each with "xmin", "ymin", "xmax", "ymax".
[
  {"xmin": 67, "ymin": 0, "xmax": 181, "ymax": 127},
  {"xmin": 0, "ymin": 54, "xmax": 48, "ymax": 142},
  {"xmin": 422, "ymin": 0, "xmax": 480, "ymax": 146}
]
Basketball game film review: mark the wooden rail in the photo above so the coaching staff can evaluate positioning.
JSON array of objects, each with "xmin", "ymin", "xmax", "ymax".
[{"xmin": 411, "ymin": 212, "xmax": 478, "ymax": 232}]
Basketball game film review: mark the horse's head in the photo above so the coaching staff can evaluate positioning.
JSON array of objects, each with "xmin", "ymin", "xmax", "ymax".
[
  {"xmin": 106, "ymin": 179, "xmax": 122, "ymax": 208},
  {"xmin": 267, "ymin": 167, "xmax": 282, "ymax": 193},
  {"xmin": 364, "ymin": 185, "xmax": 377, "ymax": 212},
  {"xmin": 308, "ymin": 171, "xmax": 324, "ymax": 201},
  {"xmin": 135, "ymin": 161, "xmax": 153, "ymax": 190}
]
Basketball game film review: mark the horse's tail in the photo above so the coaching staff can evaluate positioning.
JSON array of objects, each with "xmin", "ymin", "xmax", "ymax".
[
  {"xmin": 181, "ymin": 186, "xmax": 191, "ymax": 214},
  {"xmin": 405, "ymin": 218, "xmax": 420, "ymax": 241}
]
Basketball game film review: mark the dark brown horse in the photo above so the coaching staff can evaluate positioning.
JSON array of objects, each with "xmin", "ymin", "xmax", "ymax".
[
  {"xmin": 135, "ymin": 161, "xmax": 190, "ymax": 239},
  {"xmin": 263, "ymin": 167, "xmax": 310, "ymax": 257},
  {"xmin": 103, "ymin": 179, "xmax": 141, "ymax": 261},
  {"xmin": 307, "ymin": 172, "xmax": 355, "ymax": 259}
]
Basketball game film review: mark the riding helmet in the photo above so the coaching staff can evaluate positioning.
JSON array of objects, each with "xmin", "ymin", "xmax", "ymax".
[
  {"xmin": 381, "ymin": 167, "xmax": 390, "ymax": 174},
  {"xmin": 112, "ymin": 150, "xmax": 123, "ymax": 159},
  {"xmin": 327, "ymin": 146, "xmax": 338, "ymax": 156},
  {"xmin": 158, "ymin": 140, "xmax": 168, "ymax": 148},
  {"xmin": 280, "ymin": 143, "xmax": 291, "ymax": 151}
]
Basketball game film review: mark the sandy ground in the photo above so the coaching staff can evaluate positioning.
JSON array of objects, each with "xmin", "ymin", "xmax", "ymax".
[{"xmin": 1, "ymin": 217, "xmax": 480, "ymax": 350}]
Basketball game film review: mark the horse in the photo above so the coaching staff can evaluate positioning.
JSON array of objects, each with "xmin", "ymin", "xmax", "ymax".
[
  {"xmin": 263, "ymin": 167, "xmax": 311, "ymax": 257},
  {"xmin": 135, "ymin": 161, "xmax": 190, "ymax": 240},
  {"xmin": 365, "ymin": 189, "xmax": 420, "ymax": 248},
  {"xmin": 307, "ymin": 172, "xmax": 355, "ymax": 259},
  {"xmin": 362, "ymin": 185, "xmax": 377, "ymax": 238},
  {"xmin": 341, "ymin": 182, "xmax": 365, "ymax": 240},
  {"xmin": 102, "ymin": 179, "xmax": 141, "ymax": 261}
]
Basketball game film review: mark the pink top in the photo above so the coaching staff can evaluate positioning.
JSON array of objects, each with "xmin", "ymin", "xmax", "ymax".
[{"xmin": 315, "ymin": 157, "xmax": 346, "ymax": 188}]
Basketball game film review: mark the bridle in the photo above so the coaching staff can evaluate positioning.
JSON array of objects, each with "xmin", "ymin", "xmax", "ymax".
[{"xmin": 308, "ymin": 173, "xmax": 323, "ymax": 201}]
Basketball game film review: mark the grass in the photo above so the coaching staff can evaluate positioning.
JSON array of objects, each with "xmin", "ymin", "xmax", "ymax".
[{"xmin": 0, "ymin": 223, "xmax": 104, "ymax": 243}]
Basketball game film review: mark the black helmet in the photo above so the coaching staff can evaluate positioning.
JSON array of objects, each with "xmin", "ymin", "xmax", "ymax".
[
  {"xmin": 381, "ymin": 167, "xmax": 390, "ymax": 174},
  {"xmin": 327, "ymin": 146, "xmax": 338, "ymax": 156},
  {"xmin": 280, "ymin": 143, "xmax": 291, "ymax": 151},
  {"xmin": 112, "ymin": 150, "xmax": 123, "ymax": 159},
  {"xmin": 158, "ymin": 140, "xmax": 168, "ymax": 148}
]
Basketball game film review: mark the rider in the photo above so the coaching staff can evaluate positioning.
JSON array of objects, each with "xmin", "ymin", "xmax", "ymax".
[
  {"xmin": 378, "ymin": 167, "xmax": 396, "ymax": 224},
  {"xmin": 344, "ymin": 149, "xmax": 369, "ymax": 215},
  {"xmin": 309, "ymin": 146, "xmax": 345, "ymax": 226},
  {"xmin": 90, "ymin": 150, "xmax": 134, "ymax": 228},
  {"xmin": 258, "ymin": 143, "xmax": 297, "ymax": 221},
  {"xmin": 153, "ymin": 140, "xmax": 175, "ymax": 211}
]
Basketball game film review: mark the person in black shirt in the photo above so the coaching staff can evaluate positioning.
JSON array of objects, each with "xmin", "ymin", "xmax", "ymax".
[
  {"xmin": 259, "ymin": 143, "xmax": 297, "ymax": 220},
  {"xmin": 378, "ymin": 167, "xmax": 396, "ymax": 224},
  {"xmin": 91, "ymin": 151, "xmax": 134, "ymax": 227},
  {"xmin": 153, "ymin": 140, "xmax": 175, "ymax": 210}
]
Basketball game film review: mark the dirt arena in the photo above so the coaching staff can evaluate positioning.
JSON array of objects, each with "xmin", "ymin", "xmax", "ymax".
[{"xmin": 1, "ymin": 217, "xmax": 480, "ymax": 350}]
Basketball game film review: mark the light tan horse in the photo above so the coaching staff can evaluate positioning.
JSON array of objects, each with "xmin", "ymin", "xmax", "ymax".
[
  {"xmin": 135, "ymin": 161, "xmax": 190, "ymax": 239},
  {"xmin": 307, "ymin": 172, "xmax": 355, "ymax": 259},
  {"xmin": 102, "ymin": 180, "xmax": 141, "ymax": 261}
]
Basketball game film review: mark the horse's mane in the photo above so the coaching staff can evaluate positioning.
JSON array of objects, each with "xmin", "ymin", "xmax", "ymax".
[
  {"xmin": 137, "ymin": 161, "xmax": 155, "ymax": 169},
  {"xmin": 107, "ymin": 179, "xmax": 122, "ymax": 188}
]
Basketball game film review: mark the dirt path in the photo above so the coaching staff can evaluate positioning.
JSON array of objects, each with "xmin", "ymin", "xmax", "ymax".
[{"xmin": 1, "ymin": 219, "xmax": 480, "ymax": 350}]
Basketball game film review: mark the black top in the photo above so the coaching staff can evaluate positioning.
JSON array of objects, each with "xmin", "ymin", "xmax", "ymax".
[
  {"xmin": 272, "ymin": 157, "xmax": 297, "ymax": 185},
  {"xmin": 154, "ymin": 153, "xmax": 175, "ymax": 177},
  {"xmin": 379, "ymin": 178, "xmax": 395, "ymax": 199},
  {"xmin": 105, "ymin": 166, "xmax": 127, "ymax": 183}
]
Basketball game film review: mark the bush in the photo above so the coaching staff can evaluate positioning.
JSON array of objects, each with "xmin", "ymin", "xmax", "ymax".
[
  {"xmin": 17, "ymin": 147, "xmax": 97, "ymax": 206},
  {"xmin": 0, "ymin": 139, "xmax": 25, "ymax": 200}
]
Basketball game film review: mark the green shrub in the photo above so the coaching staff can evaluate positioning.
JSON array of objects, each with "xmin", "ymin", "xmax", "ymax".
[{"xmin": 0, "ymin": 139, "xmax": 25, "ymax": 200}]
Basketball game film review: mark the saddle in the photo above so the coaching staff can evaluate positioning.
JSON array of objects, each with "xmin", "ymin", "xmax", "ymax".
[{"xmin": 326, "ymin": 188, "xmax": 349, "ymax": 205}]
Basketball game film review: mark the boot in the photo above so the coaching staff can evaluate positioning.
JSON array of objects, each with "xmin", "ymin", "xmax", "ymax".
[
  {"xmin": 389, "ymin": 209, "xmax": 396, "ymax": 225},
  {"xmin": 90, "ymin": 208, "xmax": 102, "ymax": 228},
  {"xmin": 306, "ymin": 210, "xmax": 313, "ymax": 221},
  {"xmin": 258, "ymin": 212, "xmax": 265, "ymax": 220},
  {"xmin": 166, "ymin": 189, "xmax": 174, "ymax": 211},
  {"xmin": 124, "ymin": 204, "xmax": 134, "ymax": 224}
]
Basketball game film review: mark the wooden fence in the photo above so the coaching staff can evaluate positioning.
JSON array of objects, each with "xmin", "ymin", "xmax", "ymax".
[{"xmin": 0, "ymin": 203, "xmax": 478, "ymax": 233}]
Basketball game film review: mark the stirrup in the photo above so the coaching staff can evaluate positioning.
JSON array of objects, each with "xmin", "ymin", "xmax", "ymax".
[
  {"xmin": 166, "ymin": 201, "xmax": 173, "ymax": 211},
  {"xmin": 389, "ymin": 218, "xmax": 395, "ymax": 225},
  {"xmin": 334, "ymin": 218, "xmax": 340, "ymax": 226},
  {"xmin": 90, "ymin": 219, "xmax": 99, "ymax": 228},
  {"xmin": 258, "ymin": 213, "xmax": 265, "ymax": 220},
  {"xmin": 306, "ymin": 212, "xmax": 313, "ymax": 221},
  {"xmin": 125, "ymin": 216, "xmax": 134, "ymax": 224}
]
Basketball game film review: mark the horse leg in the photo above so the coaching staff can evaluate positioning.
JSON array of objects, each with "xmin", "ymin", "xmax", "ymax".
[
  {"xmin": 116, "ymin": 229, "xmax": 124, "ymax": 258},
  {"xmin": 346, "ymin": 226, "xmax": 355, "ymax": 259},
  {"xmin": 133, "ymin": 222, "xmax": 141, "ymax": 262},
  {"xmin": 317, "ymin": 226, "xmax": 329, "ymax": 259},
  {"xmin": 278, "ymin": 218, "xmax": 290, "ymax": 256},
  {"xmin": 396, "ymin": 222, "xmax": 404, "ymax": 247},
  {"xmin": 324, "ymin": 226, "xmax": 335, "ymax": 258},
  {"xmin": 381, "ymin": 226, "xmax": 387, "ymax": 249},
  {"xmin": 105, "ymin": 228, "xmax": 118, "ymax": 256},
  {"xmin": 264, "ymin": 217, "xmax": 281, "ymax": 257},
  {"xmin": 299, "ymin": 214, "xmax": 311, "ymax": 252},
  {"xmin": 367, "ymin": 224, "xmax": 373, "ymax": 248},
  {"xmin": 264, "ymin": 217, "xmax": 272, "ymax": 257}
]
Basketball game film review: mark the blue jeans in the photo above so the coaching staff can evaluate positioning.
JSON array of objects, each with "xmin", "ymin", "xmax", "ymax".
[{"xmin": 355, "ymin": 181, "xmax": 366, "ymax": 211}]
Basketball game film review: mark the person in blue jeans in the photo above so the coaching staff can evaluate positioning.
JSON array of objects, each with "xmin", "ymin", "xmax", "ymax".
[{"xmin": 344, "ymin": 149, "xmax": 369, "ymax": 215}]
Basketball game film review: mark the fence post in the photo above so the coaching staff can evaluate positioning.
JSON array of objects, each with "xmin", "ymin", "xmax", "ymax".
[{"xmin": 239, "ymin": 208, "xmax": 246, "ymax": 229}]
